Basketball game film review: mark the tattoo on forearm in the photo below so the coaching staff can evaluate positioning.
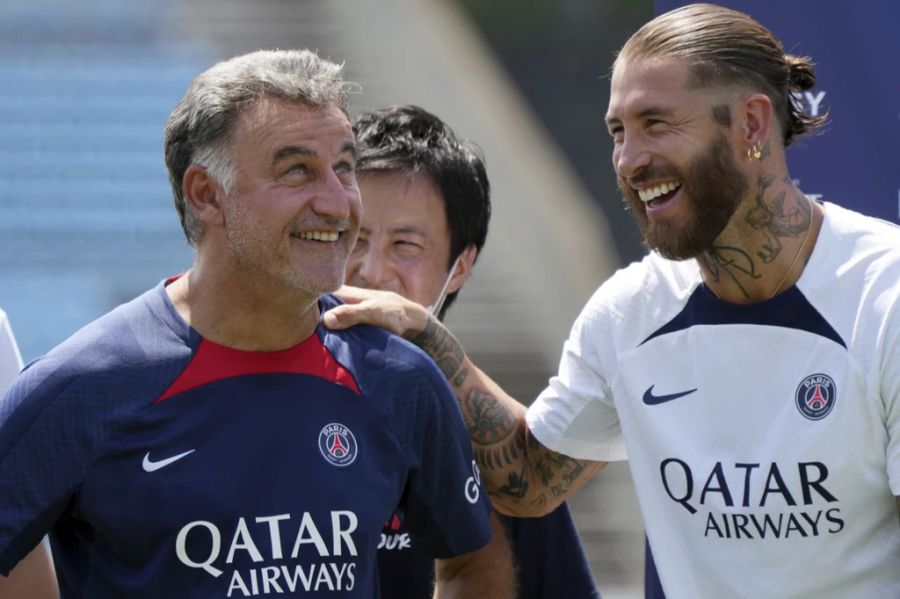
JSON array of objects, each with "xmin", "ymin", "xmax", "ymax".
[
  {"xmin": 452, "ymin": 367, "xmax": 469, "ymax": 388},
  {"xmin": 463, "ymin": 388, "xmax": 517, "ymax": 445},
  {"xmin": 411, "ymin": 316, "xmax": 465, "ymax": 381}
]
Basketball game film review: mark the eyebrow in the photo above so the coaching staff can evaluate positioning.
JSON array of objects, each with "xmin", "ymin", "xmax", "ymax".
[
  {"xmin": 271, "ymin": 142, "xmax": 357, "ymax": 164},
  {"xmin": 390, "ymin": 225, "xmax": 427, "ymax": 237},
  {"xmin": 605, "ymin": 106, "xmax": 676, "ymax": 128}
]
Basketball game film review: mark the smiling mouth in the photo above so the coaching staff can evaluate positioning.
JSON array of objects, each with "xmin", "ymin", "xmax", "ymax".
[
  {"xmin": 293, "ymin": 231, "xmax": 340, "ymax": 242},
  {"xmin": 638, "ymin": 181, "xmax": 682, "ymax": 208}
]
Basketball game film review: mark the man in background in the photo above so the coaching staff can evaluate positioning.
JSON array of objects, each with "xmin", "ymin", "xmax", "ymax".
[{"xmin": 347, "ymin": 104, "xmax": 599, "ymax": 598}]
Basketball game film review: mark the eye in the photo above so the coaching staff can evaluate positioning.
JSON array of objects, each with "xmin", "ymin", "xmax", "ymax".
[
  {"xmin": 608, "ymin": 126, "xmax": 624, "ymax": 144},
  {"xmin": 334, "ymin": 160, "xmax": 355, "ymax": 175},
  {"xmin": 394, "ymin": 239, "xmax": 424, "ymax": 255},
  {"xmin": 283, "ymin": 163, "xmax": 310, "ymax": 178}
]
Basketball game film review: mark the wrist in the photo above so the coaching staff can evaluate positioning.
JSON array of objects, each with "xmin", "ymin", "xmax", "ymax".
[{"xmin": 403, "ymin": 302, "xmax": 432, "ymax": 340}]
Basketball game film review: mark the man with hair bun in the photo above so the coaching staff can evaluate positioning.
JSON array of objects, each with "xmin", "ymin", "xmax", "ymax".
[{"xmin": 326, "ymin": 4, "xmax": 900, "ymax": 597}]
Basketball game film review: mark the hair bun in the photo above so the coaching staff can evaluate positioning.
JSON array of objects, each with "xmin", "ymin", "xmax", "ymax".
[{"xmin": 786, "ymin": 54, "xmax": 817, "ymax": 92}]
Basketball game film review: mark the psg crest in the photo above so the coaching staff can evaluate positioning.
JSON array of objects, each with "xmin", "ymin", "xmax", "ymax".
[
  {"xmin": 795, "ymin": 374, "xmax": 836, "ymax": 420},
  {"xmin": 318, "ymin": 423, "xmax": 358, "ymax": 467}
]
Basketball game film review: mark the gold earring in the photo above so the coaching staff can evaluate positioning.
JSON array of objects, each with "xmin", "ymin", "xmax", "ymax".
[{"xmin": 747, "ymin": 143, "xmax": 762, "ymax": 161}]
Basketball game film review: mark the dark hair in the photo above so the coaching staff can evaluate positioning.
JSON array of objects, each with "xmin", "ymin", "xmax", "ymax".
[
  {"xmin": 353, "ymin": 105, "xmax": 491, "ymax": 318},
  {"xmin": 615, "ymin": 3, "xmax": 826, "ymax": 146},
  {"xmin": 164, "ymin": 49, "xmax": 354, "ymax": 245}
]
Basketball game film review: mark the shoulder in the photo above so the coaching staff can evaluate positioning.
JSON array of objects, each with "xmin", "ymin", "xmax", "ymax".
[
  {"xmin": 806, "ymin": 203, "xmax": 900, "ymax": 308},
  {"xmin": 822, "ymin": 202, "xmax": 900, "ymax": 261},
  {"xmin": 319, "ymin": 295, "xmax": 450, "ymax": 398},
  {"xmin": 572, "ymin": 253, "xmax": 699, "ymax": 347},
  {"xmin": 585, "ymin": 253, "xmax": 698, "ymax": 314},
  {"xmin": 4, "ymin": 284, "xmax": 191, "ymax": 421}
]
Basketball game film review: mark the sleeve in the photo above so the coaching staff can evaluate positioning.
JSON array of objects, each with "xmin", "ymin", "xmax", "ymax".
[
  {"xmin": 0, "ymin": 309, "xmax": 24, "ymax": 395},
  {"xmin": 0, "ymin": 359, "xmax": 100, "ymax": 575},
  {"xmin": 389, "ymin": 351, "xmax": 493, "ymax": 559},
  {"xmin": 526, "ymin": 292, "xmax": 627, "ymax": 461},
  {"xmin": 881, "ymin": 289, "xmax": 900, "ymax": 495},
  {"xmin": 503, "ymin": 505, "xmax": 600, "ymax": 598}
]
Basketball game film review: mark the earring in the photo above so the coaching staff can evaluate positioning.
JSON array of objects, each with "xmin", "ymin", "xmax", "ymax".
[{"xmin": 747, "ymin": 143, "xmax": 762, "ymax": 161}]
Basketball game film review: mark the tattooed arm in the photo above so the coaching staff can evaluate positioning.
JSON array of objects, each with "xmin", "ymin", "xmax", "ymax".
[{"xmin": 324, "ymin": 287, "xmax": 606, "ymax": 516}]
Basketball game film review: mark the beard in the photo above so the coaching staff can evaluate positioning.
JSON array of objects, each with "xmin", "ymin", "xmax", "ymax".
[{"xmin": 619, "ymin": 132, "xmax": 748, "ymax": 260}]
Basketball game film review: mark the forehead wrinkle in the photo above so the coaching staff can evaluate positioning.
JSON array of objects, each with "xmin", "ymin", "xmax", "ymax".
[{"xmin": 272, "ymin": 145, "xmax": 316, "ymax": 164}]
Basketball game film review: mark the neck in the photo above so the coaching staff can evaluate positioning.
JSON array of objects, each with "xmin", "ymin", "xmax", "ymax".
[
  {"xmin": 699, "ymin": 174, "xmax": 821, "ymax": 304},
  {"xmin": 167, "ymin": 259, "xmax": 322, "ymax": 351}
]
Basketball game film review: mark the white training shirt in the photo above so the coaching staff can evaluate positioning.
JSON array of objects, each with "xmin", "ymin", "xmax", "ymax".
[
  {"xmin": 528, "ymin": 202, "xmax": 900, "ymax": 598},
  {"xmin": 0, "ymin": 308, "xmax": 23, "ymax": 395}
]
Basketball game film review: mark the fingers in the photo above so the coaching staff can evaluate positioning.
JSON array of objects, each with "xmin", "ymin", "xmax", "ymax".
[
  {"xmin": 323, "ymin": 292, "xmax": 430, "ymax": 338},
  {"xmin": 322, "ymin": 304, "xmax": 366, "ymax": 330},
  {"xmin": 333, "ymin": 285, "xmax": 376, "ymax": 305}
]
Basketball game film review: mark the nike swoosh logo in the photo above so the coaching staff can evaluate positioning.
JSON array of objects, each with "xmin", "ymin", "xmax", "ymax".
[
  {"xmin": 142, "ymin": 449, "xmax": 196, "ymax": 472},
  {"xmin": 642, "ymin": 385, "xmax": 697, "ymax": 405}
]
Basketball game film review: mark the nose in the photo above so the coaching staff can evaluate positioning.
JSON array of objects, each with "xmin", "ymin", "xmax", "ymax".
[
  {"xmin": 311, "ymin": 169, "xmax": 356, "ymax": 219},
  {"xmin": 613, "ymin": 134, "xmax": 651, "ymax": 181},
  {"xmin": 347, "ymin": 245, "xmax": 395, "ymax": 291}
]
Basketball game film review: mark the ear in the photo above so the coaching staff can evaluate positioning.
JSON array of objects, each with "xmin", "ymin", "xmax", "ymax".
[
  {"xmin": 738, "ymin": 92, "xmax": 775, "ymax": 150},
  {"xmin": 446, "ymin": 244, "xmax": 478, "ymax": 295},
  {"xmin": 183, "ymin": 164, "xmax": 226, "ymax": 228}
]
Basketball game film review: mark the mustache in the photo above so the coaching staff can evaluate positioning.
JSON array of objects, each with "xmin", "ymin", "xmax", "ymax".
[
  {"xmin": 290, "ymin": 217, "xmax": 354, "ymax": 232},
  {"xmin": 619, "ymin": 166, "xmax": 682, "ymax": 191}
]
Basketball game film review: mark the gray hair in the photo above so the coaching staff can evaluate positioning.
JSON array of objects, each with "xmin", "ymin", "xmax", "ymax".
[{"xmin": 164, "ymin": 49, "xmax": 355, "ymax": 245}]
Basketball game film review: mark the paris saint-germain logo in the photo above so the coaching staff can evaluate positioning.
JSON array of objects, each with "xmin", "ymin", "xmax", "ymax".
[
  {"xmin": 318, "ymin": 423, "xmax": 358, "ymax": 467},
  {"xmin": 795, "ymin": 373, "xmax": 836, "ymax": 420}
]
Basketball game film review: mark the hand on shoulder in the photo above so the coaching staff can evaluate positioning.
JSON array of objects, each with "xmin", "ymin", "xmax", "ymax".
[{"xmin": 323, "ymin": 286, "xmax": 430, "ymax": 339}]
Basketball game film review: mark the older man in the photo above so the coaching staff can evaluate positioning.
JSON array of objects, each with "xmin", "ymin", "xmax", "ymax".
[{"xmin": 0, "ymin": 50, "xmax": 510, "ymax": 598}]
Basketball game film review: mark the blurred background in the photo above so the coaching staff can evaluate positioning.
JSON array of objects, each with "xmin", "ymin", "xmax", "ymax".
[{"xmin": 2, "ymin": 1, "xmax": 896, "ymax": 597}]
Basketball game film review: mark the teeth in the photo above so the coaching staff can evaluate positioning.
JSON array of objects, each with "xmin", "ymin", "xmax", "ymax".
[
  {"xmin": 297, "ymin": 231, "xmax": 339, "ymax": 242},
  {"xmin": 638, "ymin": 181, "xmax": 681, "ymax": 203}
]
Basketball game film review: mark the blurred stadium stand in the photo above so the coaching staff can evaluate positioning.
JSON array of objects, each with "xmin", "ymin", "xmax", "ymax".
[{"xmin": 0, "ymin": 0, "xmax": 646, "ymax": 596}]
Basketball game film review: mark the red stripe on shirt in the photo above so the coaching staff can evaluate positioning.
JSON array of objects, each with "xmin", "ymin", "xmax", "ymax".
[{"xmin": 157, "ymin": 334, "xmax": 360, "ymax": 402}]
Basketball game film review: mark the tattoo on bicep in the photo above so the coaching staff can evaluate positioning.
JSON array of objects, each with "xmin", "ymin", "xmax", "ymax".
[
  {"xmin": 411, "ymin": 316, "xmax": 465, "ymax": 380},
  {"xmin": 498, "ymin": 466, "xmax": 528, "ymax": 500},
  {"xmin": 474, "ymin": 422, "xmax": 524, "ymax": 470},
  {"xmin": 529, "ymin": 494, "xmax": 547, "ymax": 508}
]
